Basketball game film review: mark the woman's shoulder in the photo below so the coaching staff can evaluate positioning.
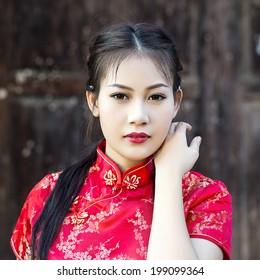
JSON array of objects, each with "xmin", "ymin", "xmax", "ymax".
[
  {"xmin": 25, "ymin": 172, "xmax": 61, "ymax": 207},
  {"xmin": 183, "ymin": 171, "xmax": 232, "ymax": 259},
  {"xmin": 32, "ymin": 172, "xmax": 60, "ymax": 191},
  {"xmin": 182, "ymin": 170, "xmax": 231, "ymax": 198},
  {"xmin": 10, "ymin": 172, "xmax": 61, "ymax": 259}
]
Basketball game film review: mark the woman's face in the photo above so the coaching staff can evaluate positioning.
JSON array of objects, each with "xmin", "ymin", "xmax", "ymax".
[{"xmin": 87, "ymin": 55, "xmax": 181, "ymax": 171}]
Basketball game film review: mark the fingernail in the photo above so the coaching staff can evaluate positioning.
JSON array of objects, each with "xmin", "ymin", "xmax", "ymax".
[{"xmin": 197, "ymin": 136, "xmax": 202, "ymax": 143}]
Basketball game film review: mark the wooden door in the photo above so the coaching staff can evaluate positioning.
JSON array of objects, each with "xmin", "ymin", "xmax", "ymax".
[{"xmin": 0, "ymin": 0, "xmax": 259, "ymax": 259}]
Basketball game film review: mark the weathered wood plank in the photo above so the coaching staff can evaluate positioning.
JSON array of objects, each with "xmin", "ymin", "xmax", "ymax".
[{"xmin": 10, "ymin": 95, "xmax": 86, "ymax": 207}]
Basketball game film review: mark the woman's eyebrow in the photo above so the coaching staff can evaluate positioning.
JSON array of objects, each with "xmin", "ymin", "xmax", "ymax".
[
  {"xmin": 107, "ymin": 83, "xmax": 169, "ymax": 91},
  {"xmin": 147, "ymin": 83, "xmax": 169, "ymax": 90},
  {"xmin": 108, "ymin": 84, "xmax": 133, "ymax": 91}
]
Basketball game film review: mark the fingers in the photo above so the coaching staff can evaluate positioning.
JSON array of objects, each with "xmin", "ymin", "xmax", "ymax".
[
  {"xmin": 176, "ymin": 122, "xmax": 192, "ymax": 133},
  {"xmin": 171, "ymin": 122, "xmax": 202, "ymax": 151},
  {"xmin": 189, "ymin": 136, "xmax": 202, "ymax": 151},
  {"xmin": 170, "ymin": 122, "xmax": 192, "ymax": 135}
]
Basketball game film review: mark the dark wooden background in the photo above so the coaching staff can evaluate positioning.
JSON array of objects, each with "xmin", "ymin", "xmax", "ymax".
[{"xmin": 0, "ymin": 0, "xmax": 259, "ymax": 260}]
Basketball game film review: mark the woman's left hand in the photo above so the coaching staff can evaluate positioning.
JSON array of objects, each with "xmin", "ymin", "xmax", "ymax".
[{"xmin": 154, "ymin": 122, "xmax": 202, "ymax": 176}]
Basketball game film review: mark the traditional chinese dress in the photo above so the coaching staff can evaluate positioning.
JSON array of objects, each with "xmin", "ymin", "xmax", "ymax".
[{"xmin": 11, "ymin": 141, "xmax": 232, "ymax": 260}]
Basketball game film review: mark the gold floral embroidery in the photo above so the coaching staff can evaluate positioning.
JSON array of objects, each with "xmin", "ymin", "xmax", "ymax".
[
  {"xmin": 69, "ymin": 189, "xmax": 125, "ymax": 226},
  {"xmin": 56, "ymin": 235, "xmax": 120, "ymax": 260},
  {"xmin": 89, "ymin": 162, "xmax": 100, "ymax": 174},
  {"xmin": 52, "ymin": 172, "xmax": 60, "ymax": 181},
  {"xmin": 104, "ymin": 170, "xmax": 117, "ymax": 186},
  {"xmin": 189, "ymin": 210, "xmax": 230, "ymax": 233},
  {"xmin": 70, "ymin": 212, "xmax": 89, "ymax": 225},
  {"xmin": 35, "ymin": 172, "xmax": 60, "ymax": 192},
  {"xmin": 69, "ymin": 196, "xmax": 89, "ymax": 225},
  {"xmin": 123, "ymin": 175, "xmax": 141, "ymax": 190},
  {"xmin": 128, "ymin": 209, "xmax": 150, "ymax": 258},
  {"xmin": 18, "ymin": 234, "xmax": 31, "ymax": 260},
  {"xmin": 56, "ymin": 198, "xmax": 126, "ymax": 259}
]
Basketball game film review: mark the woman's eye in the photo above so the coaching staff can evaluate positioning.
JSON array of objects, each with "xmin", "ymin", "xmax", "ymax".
[
  {"xmin": 111, "ymin": 93, "xmax": 128, "ymax": 100},
  {"xmin": 148, "ymin": 94, "xmax": 166, "ymax": 101}
]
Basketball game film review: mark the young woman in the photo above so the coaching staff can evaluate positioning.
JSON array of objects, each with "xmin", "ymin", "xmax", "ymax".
[{"xmin": 11, "ymin": 22, "xmax": 232, "ymax": 260}]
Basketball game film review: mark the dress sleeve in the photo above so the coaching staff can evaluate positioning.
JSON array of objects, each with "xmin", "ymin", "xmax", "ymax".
[
  {"xmin": 183, "ymin": 171, "xmax": 232, "ymax": 259},
  {"xmin": 10, "ymin": 173, "xmax": 59, "ymax": 259}
]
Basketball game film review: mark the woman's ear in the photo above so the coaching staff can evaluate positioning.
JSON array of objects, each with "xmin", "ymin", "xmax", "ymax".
[
  {"xmin": 86, "ymin": 91, "xmax": 99, "ymax": 117},
  {"xmin": 173, "ymin": 88, "xmax": 183, "ymax": 118},
  {"xmin": 175, "ymin": 88, "xmax": 183, "ymax": 108}
]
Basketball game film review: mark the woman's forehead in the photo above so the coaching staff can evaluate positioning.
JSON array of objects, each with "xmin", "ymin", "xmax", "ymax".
[{"xmin": 103, "ymin": 54, "xmax": 172, "ymax": 84}]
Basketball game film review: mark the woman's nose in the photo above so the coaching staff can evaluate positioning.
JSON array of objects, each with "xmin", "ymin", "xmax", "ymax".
[{"xmin": 127, "ymin": 101, "xmax": 149, "ymax": 125}]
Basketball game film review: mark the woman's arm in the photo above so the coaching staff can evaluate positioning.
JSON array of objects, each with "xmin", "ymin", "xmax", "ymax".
[{"xmin": 147, "ymin": 122, "xmax": 223, "ymax": 260}]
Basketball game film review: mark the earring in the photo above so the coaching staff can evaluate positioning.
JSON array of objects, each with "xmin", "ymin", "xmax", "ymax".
[{"xmin": 86, "ymin": 82, "xmax": 94, "ymax": 91}]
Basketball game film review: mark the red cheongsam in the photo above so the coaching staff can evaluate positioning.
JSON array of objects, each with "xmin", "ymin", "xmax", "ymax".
[{"xmin": 11, "ymin": 141, "xmax": 232, "ymax": 260}]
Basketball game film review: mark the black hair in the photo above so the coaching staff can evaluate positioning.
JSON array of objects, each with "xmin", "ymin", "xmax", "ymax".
[{"xmin": 31, "ymin": 22, "xmax": 183, "ymax": 259}]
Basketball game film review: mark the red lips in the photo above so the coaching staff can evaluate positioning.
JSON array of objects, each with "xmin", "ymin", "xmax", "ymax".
[{"xmin": 124, "ymin": 132, "xmax": 150, "ymax": 143}]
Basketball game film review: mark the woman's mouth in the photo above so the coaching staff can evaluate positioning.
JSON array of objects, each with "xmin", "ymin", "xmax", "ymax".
[{"xmin": 124, "ymin": 132, "xmax": 150, "ymax": 143}]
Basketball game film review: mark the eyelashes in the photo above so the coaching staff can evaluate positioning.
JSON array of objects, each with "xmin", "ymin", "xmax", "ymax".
[
  {"xmin": 110, "ymin": 93, "xmax": 128, "ymax": 100},
  {"xmin": 110, "ymin": 92, "xmax": 166, "ymax": 101},
  {"xmin": 148, "ymin": 94, "xmax": 166, "ymax": 101}
]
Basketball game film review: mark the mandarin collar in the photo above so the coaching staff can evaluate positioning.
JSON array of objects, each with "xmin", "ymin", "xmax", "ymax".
[{"xmin": 96, "ymin": 141, "xmax": 154, "ymax": 192}]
